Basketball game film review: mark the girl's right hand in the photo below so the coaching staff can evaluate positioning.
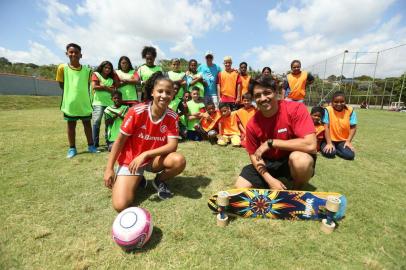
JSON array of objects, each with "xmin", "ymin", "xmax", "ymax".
[
  {"xmin": 104, "ymin": 168, "xmax": 116, "ymax": 189},
  {"xmin": 324, "ymin": 143, "xmax": 335, "ymax": 153}
]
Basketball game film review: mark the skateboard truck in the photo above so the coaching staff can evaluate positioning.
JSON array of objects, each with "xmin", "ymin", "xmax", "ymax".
[
  {"xmin": 321, "ymin": 196, "xmax": 341, "ymax": 234},
  {"xmin": 216, "ymin": 191, "xmax": 229, "ymax": 227}
]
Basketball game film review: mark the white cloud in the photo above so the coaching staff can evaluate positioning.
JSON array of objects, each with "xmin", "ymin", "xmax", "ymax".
[
  {"xmin": 283, "ymin": 31, "xmax": 300, "ymax": 41},
  {"xmin": 38, "ymin": 0, "xmax": 233, "ymax": 66},
  {"xmin": 170, "ymin": 35, "xmax": 197, "ymax": 56},
  {"xmin": 0, "ymin": 41, "xmax": 62, "ymax": 64},
  {"xmin": 267, "ymin": 0, "xmax": 395, "ymax": 38},
  {"xmin": 247, "ymin": 0, "xmax": 406, "ymax": 78}
]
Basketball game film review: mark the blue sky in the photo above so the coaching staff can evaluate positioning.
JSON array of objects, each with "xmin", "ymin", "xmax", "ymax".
[{"xmin": 1, "ymin": 0, "xmax": 405, "ymax": 76}]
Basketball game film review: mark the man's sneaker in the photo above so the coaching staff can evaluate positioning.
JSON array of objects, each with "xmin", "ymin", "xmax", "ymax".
[
  {"xmin": 152, "ymin": 177, "xmax": 173, "ymax": 199},
  {"xmin": 66, "ymin": 147, "xmax": 77, "ymax": 158},
  {"xmin": 88, "ymin": 145, "xmax": 100, "ymax": 153},
  {"xmin": 139, "ymin": 176, "xmax": 148, "ymax": 189}
]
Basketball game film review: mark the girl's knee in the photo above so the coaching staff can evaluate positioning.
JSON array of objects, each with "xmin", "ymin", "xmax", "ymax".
[
  {"xmin": 168, "ymin": 152, "xmax": 186, "ymax": 170},
  {"xmin": 112, "ymin": 198, "xmax": 132, "ymax": 213},
  {"xmin": 111, "ymin": 196, "xmax": 134, "ymax": 213}
]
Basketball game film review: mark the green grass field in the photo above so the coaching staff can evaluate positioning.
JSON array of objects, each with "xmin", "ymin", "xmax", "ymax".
[{"xmin": 0, "ymin": 96, "xmax": 405, "ymax": 270}]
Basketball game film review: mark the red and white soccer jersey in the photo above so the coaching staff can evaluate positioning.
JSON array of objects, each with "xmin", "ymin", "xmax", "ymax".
[
  {"xmin": 245, "ymin": 100, "xmax": 315, "ymax": 160},
  {"xmin": 118, "ymin": 102, "xmax": 179, "ymax": 166}
]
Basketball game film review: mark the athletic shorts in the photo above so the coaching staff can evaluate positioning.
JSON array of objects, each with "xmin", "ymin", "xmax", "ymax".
[
  {"xmin": 239, "ymin": 155, "xmax": 317, "ymax": 188},
  {"xmin": 63, "ymin": 113, "xmax": 92, "ymax": 121},
  {"xmin": 116, "ymin": 163, "xmax": 153, "ymax": 176}
]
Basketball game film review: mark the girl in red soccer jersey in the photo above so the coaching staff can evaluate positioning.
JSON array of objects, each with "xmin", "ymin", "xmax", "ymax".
[{"xmin": 104, "ymin": 72, "xmax": 186, "ymax": 211}]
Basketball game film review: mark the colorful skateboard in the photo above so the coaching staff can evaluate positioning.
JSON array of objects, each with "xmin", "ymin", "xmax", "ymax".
[{"xmin": 208, "ymin": 189, "xmax": 347, "ymax": 233}]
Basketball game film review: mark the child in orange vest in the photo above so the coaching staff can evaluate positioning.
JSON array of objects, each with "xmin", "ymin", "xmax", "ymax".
[
  {"xmin": 217, "ymin": 103, "xmax": 241, "ymax": 147},
  {"xmin": 238, "ymin": 62, "xmax": 251, "ymax": 103},
  {"xmin": 217, "ymin": 56, "xmax": 241, "ymax": 110},
  {"xmin": 310, "ymin": 106, "xmax": 325, "ymax": 152},
  {"xmin": 321, "ymin": 91, "xmax": 357, "ymax": 160},
  {"xmin": 197, "ymin": 101, "xmax": 221, "ymax": 144},
  {"xmin": 282, "ymin": 60, "xmax": 314, "ymax": 102},
  {"xmin": 236, "ymin": 93, "xmax": 256, "ymax": 147}
]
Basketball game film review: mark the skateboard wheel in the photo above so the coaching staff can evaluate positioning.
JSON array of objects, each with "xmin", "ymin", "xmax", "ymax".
[
  {"xmin": 217, "ymin": 191, "xmax": 229, "ymax": 207},
  {"xmin": 321, "ymin": 218, "xmax": 336, "ymax": 234},
  {"xmin": 216, "ymin": 213, "xmax": 229, "ymax": 227},
  {"xmin": 326, "ymin": 196, "xmax": 341, "ymax": 213}
]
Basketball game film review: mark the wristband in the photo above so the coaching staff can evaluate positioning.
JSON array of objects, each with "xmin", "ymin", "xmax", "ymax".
[{"xmin": 267, "ymin": 138, "xmax": 273, "ymax": 148}]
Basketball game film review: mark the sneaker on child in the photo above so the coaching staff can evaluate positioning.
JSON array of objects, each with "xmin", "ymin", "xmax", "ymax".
[
  {"xmin": 152, "ymin": 176, "xmax": 173, "ymax": 199},
  {"xmin": 67, "ymin": 147, "xmax": 77, "ymax": 158},
  {"xmin": 88, "ymin": 145, "xmax": 100, "ymax": 153}
]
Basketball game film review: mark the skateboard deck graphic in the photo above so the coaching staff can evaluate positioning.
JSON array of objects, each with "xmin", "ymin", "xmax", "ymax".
[{"xmin": 208, "ymin": 189, "xmax": 347, "ymax": 220}]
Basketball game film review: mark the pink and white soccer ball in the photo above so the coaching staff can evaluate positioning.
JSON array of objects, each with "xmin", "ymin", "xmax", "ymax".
[{"xmin": 112, "ymin": 207, "xmax": 153, "ymax": 251}]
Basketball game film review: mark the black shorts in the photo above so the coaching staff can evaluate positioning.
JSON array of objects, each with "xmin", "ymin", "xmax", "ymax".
[
  {"xmin": 239, "ymin": 155, "xmax": 317, "ymax": 189},
  {"xmin": 63, "ymin": 113, "xmax": 92, "ymax": 122}
]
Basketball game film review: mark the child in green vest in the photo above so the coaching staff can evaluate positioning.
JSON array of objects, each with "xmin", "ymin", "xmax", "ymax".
[
  {"xmin": 116, "ymin": 56, "xmax": 139, "ymax": 103},
  {"xmin": 55, "ymin": 43, "xmax": 98, "ymax": 158},
  {"xmin": 186, "ymin": 59, "xmax": 205, "ymax": 98},
  {"xmin": 186, "ymin": 86, "xmax": 205, "ymax": 141},
  {"xmin": 137, "ymin": 46, "xmax": 163, "ymax": 101},
  {"xmin": 104, "ymin": 91, "xmax": 129, "ymax": 152},
  {"xmin": 168, "ymin": 58, "xmax": 186, "ymax": 101},
  {"xmin": 91, "ymin": 60, "xmax": 120, "ymax": 148},
  {"xmin": 178, "ymin": 91, "xmax": 190, "ymax": 139},
  {"xmin": 168, "ymin": 81, "xmax": 182, "ymax": 112}
]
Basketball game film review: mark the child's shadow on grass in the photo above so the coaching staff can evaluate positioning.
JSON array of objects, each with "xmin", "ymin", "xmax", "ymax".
[
  {"xmin": 279, "ymin": 178, "xmax": 317, "ymax": 191},
  {"xmin": 170, "ymin": 175, "xmax": 211, "ymax": 199},
  {"xmin": 133, "ymin": 175, "xmax": 211, "ymax": 204},
  {"xmin": 303, "ymin": 183, "xmax": 317, "ymax": 191}
]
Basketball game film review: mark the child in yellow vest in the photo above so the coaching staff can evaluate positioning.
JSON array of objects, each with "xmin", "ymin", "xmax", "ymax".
[{"xmin": 321, "ymin": 91, "xmax": 357, "ymax": 160}]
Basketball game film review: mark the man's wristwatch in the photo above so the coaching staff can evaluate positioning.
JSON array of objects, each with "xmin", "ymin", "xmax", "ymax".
[{"xmin": 267, "ymin": 138, "xmax": 274, "ymax": 148}]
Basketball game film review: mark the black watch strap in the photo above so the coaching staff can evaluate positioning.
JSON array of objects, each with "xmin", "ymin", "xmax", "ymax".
[{"xmin": 267, "ymin": 138, "xmax": 273, "ymax": 148}]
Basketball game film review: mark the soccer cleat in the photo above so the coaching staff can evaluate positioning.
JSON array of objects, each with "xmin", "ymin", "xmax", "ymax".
[
  {"xmin": 88, "ymin": 145, "xmax": 100, "ymax": 153},
  {"xmin": 152, "ymin": 176, "xmax": 173, "ymax": 199},
  {"xmin": 66, "ymin": 147, "xmax": 77, "ymax": 158}
]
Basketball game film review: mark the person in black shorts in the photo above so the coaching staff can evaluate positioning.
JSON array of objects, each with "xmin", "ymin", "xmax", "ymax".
[{"xmin": 235, "ymin": 75, "xmax": 317, "ymax": 190}]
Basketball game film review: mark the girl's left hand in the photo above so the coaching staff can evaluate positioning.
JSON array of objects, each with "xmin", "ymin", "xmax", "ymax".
[
  {"xmin": 343, "ymin": 141, "xmax": 355, "ymax": 151},
  {"xmin": 128, "ymin": 153, "xmax": 148, "ymax": 174}
]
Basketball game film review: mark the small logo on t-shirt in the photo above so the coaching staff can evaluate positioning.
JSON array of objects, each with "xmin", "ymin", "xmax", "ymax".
[
  {"xmin": 141, "ymin": 124, "xmax": 146, "ymax": 130},
  {"xmin": 123, "ymin": 115, "xmax": 133, "ymax": 128},
  {"xmin": 160, "ymin": 125, "xmax": 167, "ymax": 133},
  {"xmin": 278, "ymin": 128, "xmax": 287, "ymax": 133}
]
